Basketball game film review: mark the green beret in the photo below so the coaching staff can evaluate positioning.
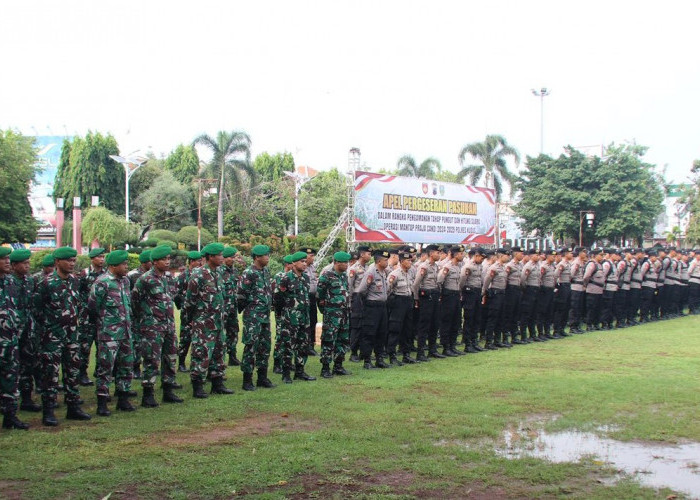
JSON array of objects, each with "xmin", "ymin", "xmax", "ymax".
[
  {"xmin": 222, "ymin": 246, "xmax": 238, "ymax": 258},
  {"xmin": 88, "ymin": 247, "xmax": 106, "ymax": 259},
  {"xmin": 201, "ymin": 243, "xmax": 224, "ymax": 256},
  {"xmin": 151, "ymin": 245, "xmax": 172, "ymax": 261},
  {"xmin": 291, "ymin": 251, "xmax": 307, "ymax": 263},
  {"xmin": 187, "ymin": 251, "xmax": 201, "ymax": 261},
  {"xmin": 10, "ymin": 249, "xmax": 31, "ymax": 262},
  {"xmin": 42, "ymin": 254, "xmax": 55, "ymax": 267},
  {"xmin": 138, "ymin": 250, "xmax": 152, "ymax": 263},
  {"xmin": 53, "ymin": 247, "xmax": 77, "ymax": 260},
  {"xmin": 0, "ymin": 247, "xmax": 12, "ymax": 258},
  {"xmin": 106, "ymin": 250, "xmax": 129, "ymax": 266},
  {"xmin": 252, "ymin": 244, "xmax": 270, "ymax": 257},
  {"xmin": 282, "ymin": 255, "xmax": 293, "ymax": 264},
  {"xmin": 333, "ymin": 251, "xmax": 351, "ymax": 263}
]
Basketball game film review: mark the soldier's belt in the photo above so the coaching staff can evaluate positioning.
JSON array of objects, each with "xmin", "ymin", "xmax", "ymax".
[
  {"xmin": 420, "ymin": 288, "xmax": 440, "ymax": 295},
  {"xmin": 572, "ymin": 279, "xmax": 583, "ymax": 284},
  {"xmin": 487, "ymin": 289, "xmax": 505, "ymax": 296},
  {"xmin": 365, "ymin": 300, "xmax": 387, "ymax": 306},
  {"xmin": 441, "ymin": 289, "xmax": 460, "ymax": 296}
]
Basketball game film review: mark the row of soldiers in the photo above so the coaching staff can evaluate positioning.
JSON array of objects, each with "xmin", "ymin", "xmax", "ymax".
[{"xmin": 1, "ymin": 241, "xmax": 698, "ymax": 430}]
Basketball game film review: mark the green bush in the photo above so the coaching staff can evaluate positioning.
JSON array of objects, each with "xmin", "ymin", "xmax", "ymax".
[
  {"xmin": 177, "ymin": 225, "xmax": 213, "ymax": 249},
  {"xmin": 128, "ymin": 253, "xmax": 141, "ymax": 271},
  {"xmin": 149, "ymin": 229, "xmax": 178, "ymax": 242},
  {"xmin": 158, "ymin": 239, "xmax": 177, "ymax": 249},
  {"xmin": 140, "ymin": 238, "xmax": 159, "ymax": 248},
  {"xmin": 30, "ymin": 249, "xmax": 54, "ymax": 273}
]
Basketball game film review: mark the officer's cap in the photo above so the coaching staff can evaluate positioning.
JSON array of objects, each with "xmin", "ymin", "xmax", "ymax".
[
  {"xmin": 496, "ymin": 247, "xmax": 511, "ymax": 255},
  {"xmin": 187, "ymin": 251, "xmax": 202, "ymax": 261},
  {"xmin": 151, "ymin": 245, "xmax": 172, "ymax": 261},
  {"xmin": 42, "ymin": 254, "xmax": 55, "ymax": 267},
  {"xmin": 483, "ymin": 248, "xmax": 495, "ymax": 256},
  {"xmin": 510, "ymin": 246, "xmax": 522, "ymax": 253},
  {"xmin": 424, "ymin": 244, "xmax": 439, "ymax": 252},
  {"xmin": 222, "ymin": 246, "xmax": 238, "ymax": 258},
  {"xmin": 291, "ymin": 251, "xmax": 307, "ymax": 263},
  {"xmin": 573, "ymin": 246, "xmax": 587, "ymax": 254},
  {"xmin": 300, "ymin": 247, "xmax": 316, "ymax": 255},
  {"xmin": 333, "ymin": 251, "xmax": 352, "ymax": 263},
  {"xmin": 398, "ymin": 252, "xmax": 412, "ymax": 261},
  {"xmin": 139, "ymin": 250, "xmax": 152, "ymax": 263},
  {"xmin": 9, "ymin": 249, "xmax": 31, "ymax": 262},
  {"xmin": 251, "ymin": 244, "xmax": 270, "ymax": 257},
  {"xmin": 646, "ymin": 249, "xmax": 657, "ymax": 257},
  {"xmin": 450, "ymin": 245, "xmax": 465, "ymax": 253},
  {"xmin": 350, "ymin": 251, "xmax": 360, "ymax": 260},
  {"xmin": 387, "ymin": 248, "xmax": 399, "ymax": 255},
  {"xmin": 526, "ymin": 248, "xmax": 539, "ymax": 255},
  {"xmin": 357, "ymin": 246, "xmax": 372, "ymax": 253},
  {"xmin": 282, "ymin": 255, "xmax": 293, "ymax": 264},
  {"xmin": 53, "ymin": 246, "xmax": 77, "ymax": 260},
  {"xmin": 88, "ymin": 247, "xmax": 106, "ymax": 259},
  {"xmin": 559, "ymin": 247, "xmax": 572, "ymax": 254},
  {"xmin": 373, "ymin": 249, "xmax": 390, "ymax": 259},
  {"xmin": 546, "ymin": 249, "xmax": 558, "ymax": 256},
  {"xmin": 106, "ymin": 249, "xmax": 129, "ymax": 266},
  {"xmin": 589, "ymin": 248, "xmax": 602, "ymax": 255}
]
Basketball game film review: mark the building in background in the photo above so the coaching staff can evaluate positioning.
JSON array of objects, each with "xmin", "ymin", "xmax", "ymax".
[{"xmin": 650, "ymin": 184, "xmax": 692, "ymax": 247}]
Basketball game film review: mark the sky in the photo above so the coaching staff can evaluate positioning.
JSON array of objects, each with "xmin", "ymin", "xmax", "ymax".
[{"xmin": 2, "ymin": 0, "xmax": 699, "ymax": 184}]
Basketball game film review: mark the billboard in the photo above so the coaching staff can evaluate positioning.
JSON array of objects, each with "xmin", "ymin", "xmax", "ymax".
[{"xmin": 353, "ymin": 171, "xmax": 496, "ymax": 244}]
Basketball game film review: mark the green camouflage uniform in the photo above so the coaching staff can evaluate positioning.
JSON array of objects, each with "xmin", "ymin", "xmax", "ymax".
[
  {"xmin": 127, "ymin": 266, "xmax": 148, "ymax": 367},
  {"xmin": 131, "ymin": 269, "xmax": 177, "ymax": 388},
  {"xmin": 175, "ymin": 268, "xmax": 193, "ymax": 359},
  {"xmin": 271, "ymin": 270, "xmax": 286, "ymax": 368},
  {"xmin": 237, "ymin": 265, "xmax": 272, "ymax": 374},
  {"xmin": 219, "ymin": 264, "xmax": 240, "ymax": 358},
  {"xmin": 78, "ymin": 265, "xmax": 105, "ymax": 374},
  {"xmin": 184, "ymin": 265, "xmax": 225, "ymax": 382},
  {"xmin": 9, "ymin": 272, "xmax": 40, "ymax": 395},
  {"xmin": 0, "ymin": 274, "xmax": 21, "ymax": 412},
  {"xmin": 88, "ymin": 271, "xmax": 134, "ymax": 396},
  {"xmin": 317, "ymin": 267, "xmax": 350, "ymax": 366},
  {"xmin": 34, "ymin": 271, "xmax": 82, "ymax": 405},
  {"xmin": 274, "ymin": 270, "xmax": 310, "ymax": 372}
]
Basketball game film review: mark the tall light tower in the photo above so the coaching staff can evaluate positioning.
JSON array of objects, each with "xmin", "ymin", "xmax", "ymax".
[
  {"xmin": 531, "ymin": 87, "xmax": 550, "ymax": 154},
  {"xmin": 109, "ymin": 152, "xmax": 148, "ymax": 222},
  {"xmin": 284, "ymin": 170, "xmax": 312, "ymax": 236}
]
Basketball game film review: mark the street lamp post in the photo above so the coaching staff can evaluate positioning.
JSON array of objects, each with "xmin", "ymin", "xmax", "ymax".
[
  {"xmin": 531, "ymin": 87, "xmax": 551, "ymax": 154},
  {"xmin": 579, "ymin": 210, "xmax": 595, "ymax": 247},
  {"xmin": 284, "ymin": 170, "xmax": 313, "ymax": 236},
  {"xmin": 109, "ymin": 153, "xmax": 148, "ymax": 222}
]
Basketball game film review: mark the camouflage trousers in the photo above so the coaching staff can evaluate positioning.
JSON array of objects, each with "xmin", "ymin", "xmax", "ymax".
[
  {"xmin": 19, "ymin": 323, "xmax": 41, "ymax": 394},
  {"xmin": 273, "ymin": 310, "xmax": 283, "ymax": 366},
  {"xmin": 240, "ymin": 313, "xmax": 271, "ymax": 374},
  {"xmin": 132, "ymin": 319, "xmax": 142, "ymax": 367},
  {"xmin": 177, "ymin": 311, "xmax": 193, "ymax": 359},
  {"xmin": 78, "ymin": 314, "xmax": 98, "ymax": 374},
  {"xmin": 95, "ymin": 333, "xmax": 134, "ymax": 397},
  {"xmin": 189, "ymin": 324, "xmax": 225, "ymax": 383},
  {"xmin": 40, "ymin": 326, "xmax": 81, "ymax": 404},
  {"xmin": 224, "ymin": 313, "xmax": 239, "ymax": 357},
  {"xmin": 320, "ymin": 307, "xmax": 349, "ymax": 366},
  {"xmin": 140, "ymin": 326, "xmax": 177, "ymax": 387},
  {"xmin": 277, "ymin": 317, "xmax": 309, "ymax": 371},
  {"xmin": 0, "ymin": 335, "xmax": 20, "ymax": 407}
]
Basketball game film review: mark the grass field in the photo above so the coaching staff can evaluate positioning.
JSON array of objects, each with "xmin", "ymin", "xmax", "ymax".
[{"xmin": 1, "ymin": 315, "xmax": 699, "ymax": 499}]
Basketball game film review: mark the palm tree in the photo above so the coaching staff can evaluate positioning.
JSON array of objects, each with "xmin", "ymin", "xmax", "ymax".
[
  {"xmin": 457, "ymin": 134, "xmax": 520, "ymax": 201},
  {"xmin": 396, "ymin": 155, "xmax": 442, "ymax": 179},
  {"xmin": 193, "ymin": 130, "xmax": 253, "ymax": 237}
]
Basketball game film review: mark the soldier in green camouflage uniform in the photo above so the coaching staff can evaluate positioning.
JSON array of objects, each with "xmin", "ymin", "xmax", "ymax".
[
  {"xmin": 185, "ymin": 243, "xmax": 233, "ymax": 398},
  {"xmin": 176, "ymin": 251, "xmax": 201, "ymax": 372},
  {"xmin": 274, "ymin": 251, "xmax": 315, "ymax": 383},
  {"xmin": 34, "ymin": 246, "xmax": 91, "ymax": 426},
  {"xmin": 77, "ymin": 247, "xmax": 106, "ymax": 386},
  {"xmin": 128, "ymin": 250, "xmax": 152, "ymax": 378},
  {"xmin": 1, "ymin": 247, "xmax": 29, "ymax": 429},
  {"xmin": 219, "ymin": 246, "xmax": 241, "ymax": 366},
  {"xmin": 32, "ymin": 254, "xmax": 55, "ymax": 283},
  {"xmin": 9, "ymin": 250, "xmax": 42, "ymax": 413},
  {"xmin": 236, "ymin": 244, "xmax": 275, "ymax": 391},
  {"xmin": 317, "ymin": 251, "xmax": 352, "ymax": 378},
  {"xmin": 272, "ymin": 255, "xmax": 293, "ymax": 374},
  {"xmin": 89, "ymin": 250, "xmax": 136, "ymax": 415},
  {"xmin": 132, "ymin": 245, "xmax": 183, "ymax": 407}
]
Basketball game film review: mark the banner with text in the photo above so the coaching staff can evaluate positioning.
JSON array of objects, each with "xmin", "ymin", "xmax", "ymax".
[{"xmin": 353, "ymin": 171, "xmax": 496, "ymax": 244}]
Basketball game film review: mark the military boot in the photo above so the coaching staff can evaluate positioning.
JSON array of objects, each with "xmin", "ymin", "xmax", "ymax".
[
  {"xmin": 162, "ymin": 384, "xmax": 184, "ymax": 403},
  {"xmin": 281, "ymin": 368, "xmax": 293, "ymax": 384},
  {"xmin": 20, "ymin": 390, "xmax": 41, "ymax": 412},
  {"xmin": 141, "ymin": 386, "xmax": 159, "ymax": 408},
  {"xmin": 363, "ymin": 360, "xmax": 377, "ymax": 369},
  {"xmin": 242, "ymin": 372, "xmax": 256, "ymax": 391},
  {"xmin": 115, "ymin": 392, "xmax": 136, "ymax": 412},
  {"xmin": 442, "ymin": 347, "xmax": 458, "ymax": 357},
  {"xmin": 256, "ymin": 369, "xmax": 276, "ymax": 388},
  {"xmin": 428, "ymin": 348, "xmax": 446, "ymax": 359},
  {"xmin": 192, "ymin": 379, "xmax": 208, "ymax": 398},
  {"xmin": 2, "ymin": 405, "xmax": 29, "ymax": 430},
  {"xmin": 42, "ymin": 398, "xmax": 58, "ymax": 426},
  {"xmin": 228, "ymin": 352, "xmax": 241, "ymax": 366},
  {"xmin": 389, "ymin": 354, "xmax": 404, "ymax": 366},
  {"xmin": 133, "ymin": 363, "xmax": 142, "ymax": 379},
  {"xmin": 272, "ymin": 359, "xmax": 283, "ymax": 374},
  {"xmin": 294, "ymin": 365, "xmax": 317, "ymax": 381},
  {"xmin": 333, "ymin": 362, "xmax": 352, "ymax": 375},
  {"xmin": 66, "ymin": 402, "xmax": 92, "ymax": 420},
  {"xmin": 321, "ymin": 364, "xmax": 333, "ymax": 379},
  {"xmin": 78, "ymin": 369, "xmax": 94, "ymax": 386},
  {"xmin": 211, "ymin": 376, "xmax": 234, "ymax": 394},
  {"xmin": 178, "ymin": 354, "xmax": 189, "ymax": 373},
  {"xmin": 416, "ymin": 350, "xmax": 430, "ymax": 362},
  {"xmin": 96, "ymin": 395, "xmax": 111, "ymax": 416}
]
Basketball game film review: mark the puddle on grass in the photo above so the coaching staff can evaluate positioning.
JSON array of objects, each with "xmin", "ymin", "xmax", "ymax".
[{"xmin": 496, "ymin": 421, "xmax": 700, "ymax": 498}]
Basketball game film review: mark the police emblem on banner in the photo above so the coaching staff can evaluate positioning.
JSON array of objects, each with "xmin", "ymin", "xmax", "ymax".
[{"xmin": 422, "ymin": 182, "xmax": 428, "ymax": 194}]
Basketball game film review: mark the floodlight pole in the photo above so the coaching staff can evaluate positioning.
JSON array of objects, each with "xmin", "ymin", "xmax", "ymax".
[
  {"xmin": 531, "ymin": 87, "xmax": 550, "ymax": 154},
  {"xmin": 284, "ymin": 171, "xmax": 312, "ymax": 235},
  {"xmin": 109, "ymin": 154, "xmax": 147, "ymax": 222}
]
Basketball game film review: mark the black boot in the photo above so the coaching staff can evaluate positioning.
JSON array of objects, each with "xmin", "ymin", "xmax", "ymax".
[
  {"xmin": 192, "ymin": 379, "xmax": 208, "ymax": 398},
  {"xmin": 272, "ymin": 359, "xmax": 283, "ymax": 374},
  {"xmin": 78, "ymin": 369, "xmax": 94, "ymax": 386},
  {"xmin": 402, "ymin": 354, "xmax": 417, "ymax": 364},
  {"xmin": 242, "ymin": 372, "xmax": 256, "ymax": 391},
  {"xmin": 141, "ymin": 386, "xmax": 159, "ymax": 408},
  {"xmin": 321, "ymin": 364, "xmax": 333, "ymax": 379},
  {"xmin": 97, "ymin": 395, "xmax": 111, "ymax": 416},
  {"xmin": 133, "ymin": 363, "xmax": 142, "ymax": 379},
  {"xmin": 163, "ymin": 384, "xmax": 184, "ymax": 403},
  {"xmin": 256, "ymin": 369, "xmax": 276, "ymax": 388},
  {"xmin": 429, "ymin": 348, "xmax": 446, "ymax": 359},
  {"xmin": 2, "ymin": 405, "xmax": 29, "ymax": 430},
  {"xmin": 389, "ymin": 355, "xmax": 404, "ymax": 366},
  {"xmin": 375, "ymin": 356, "xmax": 390, "ymax": 368},
  {"xmin": 333, "ymin": 362, "xmax": 351, "ymax": 375},
  {"xmin": 20, "ymin": 390, "xmax": 41, "ymax": 412},
  {"xmin": 416, "ymin": 350, "xmax": 430, "ymax": 362},
  {"xmin": 228, "ymin": 352, "xmax": 241, "ymax": 366},
  {"xmin": 442, "ymin": 347, "xmax": 458, "ymax": 357},
  {"xmin": 115, "ymin": 392, "xmax": 136, "ymax": 412},
  {"xmin": 178, "ymin": 354, "xmax": 189, "ymax": 373},
  {"xmin": 211, "ymin": 376, "xmax": 234, "ymax": 394},
  {"xmin": 363, "ymin": 360, "xmax": 377, "ymax": 369},
  {"xmin": 42, "ymin": 399, "xmax": 58, "ymax": 426},
  {"xmin": 294, "ymin": 365, "xmax": 316, "ymax": 381},
  {"xmin": 66, "ymin": 402, "xmax": 92, "ymax": 420},
  {"xmin": 281, "ymin": 369, "xmax": 293, "ymax": 384},
  {"xmin": 349, "ymin": 353, "xmax": 360, "ymax": 363}
]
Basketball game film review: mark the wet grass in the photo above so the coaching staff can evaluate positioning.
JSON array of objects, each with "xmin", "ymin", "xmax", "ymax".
[{"xmin": 1, "ymin": 314, "xmax": 698, "ymax": 499}]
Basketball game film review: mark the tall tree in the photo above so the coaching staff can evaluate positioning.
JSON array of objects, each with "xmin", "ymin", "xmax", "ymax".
[
  {"xmin": 193, "ymin": 131, "xmax": 252, "ymax": 237},
  {"xmin": 298, "ymin": 169, "xmax": 346, "ymax": 236},
  {"xmin": 457, "ymin": 134, "xmax": 520, "ymax": 201},
  {"xmin": 681, "ymin": 160, "xmax": 700, "ymax": 245},
  {"xmin": 132, "ymin": 171, "xmax": 194, "ymax": 231},
  {"xmin": 395, "ymin": 155, "xmax": 442, "ymax": 179},
  {"xmin": 82, "ymin": 206, "xmax": 139, "ymax": 248},
  {"xmin": 165, "ymin": 144, "xmax": 200, "ymax": 185},
  {"xmin": 0, "ymin": 130, "xmax": 39, "ymax": 242},
  {"xmin": 253, "ymin": 151, "xmax": 294, "ymax": 182},
  {"xmin": 53, "ymin": 131, "xmax": 124, "ymax": 213}
]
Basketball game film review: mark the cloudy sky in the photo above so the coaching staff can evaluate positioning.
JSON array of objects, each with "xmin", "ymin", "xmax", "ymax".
[{"xmin": 2, "ymin": 0, "xmax": 698, "ymax": 183}]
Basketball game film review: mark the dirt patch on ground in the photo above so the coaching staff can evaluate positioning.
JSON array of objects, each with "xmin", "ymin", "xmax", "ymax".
[
  {"xmin": 157, "ymin": 412, "xmax": 320, "ymax": 447},
  {"xmin": 0, "ymin": 480, "xmax": 27, "ymax": 500}
]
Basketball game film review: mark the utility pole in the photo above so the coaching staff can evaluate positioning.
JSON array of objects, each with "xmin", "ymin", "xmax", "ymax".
[
  {"xmin": 531, "ymin": 87, "xmax": 551, "ymax": 154},
  {"xmin": 194, "ymin": 178, "xmax": 217, "ymax": 251}
]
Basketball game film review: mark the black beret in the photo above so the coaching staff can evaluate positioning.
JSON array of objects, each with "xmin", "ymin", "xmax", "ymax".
[
  {"xmin": 424, "ymin": 244, "xmax": 439, "ymax": 252},
  {"xmin": 357, "ymin": 246, "xmax": 372, "ymax": 253},
  {"xmin": 510, "ymin": 246, "xmax": 522, "ymax": 252},
  {"xmin": 373, "ymin": 249, "xmax": 390, "ymax": 259}
]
